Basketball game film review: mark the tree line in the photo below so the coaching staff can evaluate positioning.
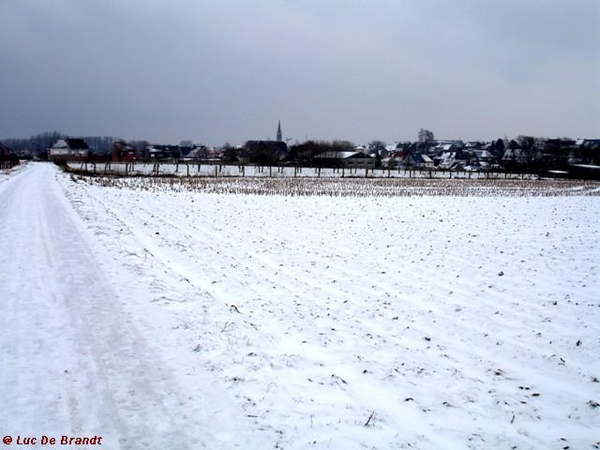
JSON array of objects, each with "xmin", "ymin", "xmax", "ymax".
[
  {"xmin": 0, "ymin": 132, "xmax": 150, "ymax": 160},
  {"xmin": 2, "ymin": 130, "xmax": 598, "ymax": 173}
]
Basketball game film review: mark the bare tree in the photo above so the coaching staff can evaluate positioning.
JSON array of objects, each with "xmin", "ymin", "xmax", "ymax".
[{"xmin": 418, "ymin": 128, "xmax": 435, "ymax": 144}]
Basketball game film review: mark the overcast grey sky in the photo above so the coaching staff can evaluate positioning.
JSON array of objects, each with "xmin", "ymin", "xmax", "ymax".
[{"xmin": 1, "ymin": 0, "xmax": 598, "ymax": 145}]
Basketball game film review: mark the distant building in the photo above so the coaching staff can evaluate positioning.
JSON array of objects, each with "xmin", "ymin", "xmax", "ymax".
[
  {"xmin": 144, "ymin": 145, "xmax": 182, "ymax": 161},
  {"xmin": 436, "ymin": 148, "xmax": 469, "ymax": 170},
  {"xmin": 385, "ymin": 151, "xmax": 433, "ymax": 168},
  {"xmin": 434, "ymin": 143, "xmax": 458, "ymax": 154},
  {"xmin": 313, "ymin": 151, "xmax": 375, "ymax": 168},
  {"xmin": 186, "ymin": 145, "xmax": 221, "ymax": 162},
  {"xmin": 276, "ymin": 121, "xmax": 282, "ymax": 142},
  {"xmin": 112, "ymin": 141, "xmax": 136, "ymax": 163},
  {"xmin": 48, "ymin": 138, "xmax": 89, "ymax": 161}
]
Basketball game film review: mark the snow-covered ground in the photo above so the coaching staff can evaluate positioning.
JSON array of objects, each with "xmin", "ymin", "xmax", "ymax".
[{"xmin": 2, "ymin": 163, "xmax": 599, "ymax": 449}]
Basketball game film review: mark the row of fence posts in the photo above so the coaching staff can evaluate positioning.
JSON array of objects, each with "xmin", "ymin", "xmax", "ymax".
[{"xmin": 73, "ymin": 161, "xmax": 528, "ymax": 180}]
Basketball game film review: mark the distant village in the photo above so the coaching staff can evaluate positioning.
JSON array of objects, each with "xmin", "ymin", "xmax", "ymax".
[{"xmin": 2, "ymin": 126, "xmax": 600, "ymax": 179}]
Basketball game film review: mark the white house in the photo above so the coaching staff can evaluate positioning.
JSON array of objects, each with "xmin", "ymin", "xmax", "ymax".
[{"xmin": 48, "ymin": 138, "xmax": 89, "ymax": 160}]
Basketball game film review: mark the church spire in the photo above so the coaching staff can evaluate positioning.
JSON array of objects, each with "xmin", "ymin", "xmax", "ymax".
[{"xmin": 276, "ymin": 120, "xmax": 282, "ymax": 141}]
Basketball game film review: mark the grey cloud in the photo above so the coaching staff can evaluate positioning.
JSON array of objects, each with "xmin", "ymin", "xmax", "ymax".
[{"xmin": 0, "ymin": 0, "xmax": 598, "ymax": 145}]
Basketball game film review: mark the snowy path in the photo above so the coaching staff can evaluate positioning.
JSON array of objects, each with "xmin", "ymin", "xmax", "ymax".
[
  {"xmin": 0, "ymin": 164, "xmax": 268, "ymax": 449},
  {"xmin": 2, "ymin": 164, "xmax": 600, "ymax": 449}
]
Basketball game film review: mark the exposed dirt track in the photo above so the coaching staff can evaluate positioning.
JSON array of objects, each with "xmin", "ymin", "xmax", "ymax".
[{"xmin": 76, "ymin": 173, "xmax": 600, "ymax": 197}]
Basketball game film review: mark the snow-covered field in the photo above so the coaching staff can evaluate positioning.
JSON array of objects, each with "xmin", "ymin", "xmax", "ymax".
[{"xmin": 2, "ymin": 163, "xmax": 600, "ymax": 449}]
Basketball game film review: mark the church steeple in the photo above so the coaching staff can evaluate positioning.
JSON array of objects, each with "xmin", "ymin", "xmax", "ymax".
[{"xmin": 276, "ymin": 120, "xmax": 282, "ymax": 141}]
